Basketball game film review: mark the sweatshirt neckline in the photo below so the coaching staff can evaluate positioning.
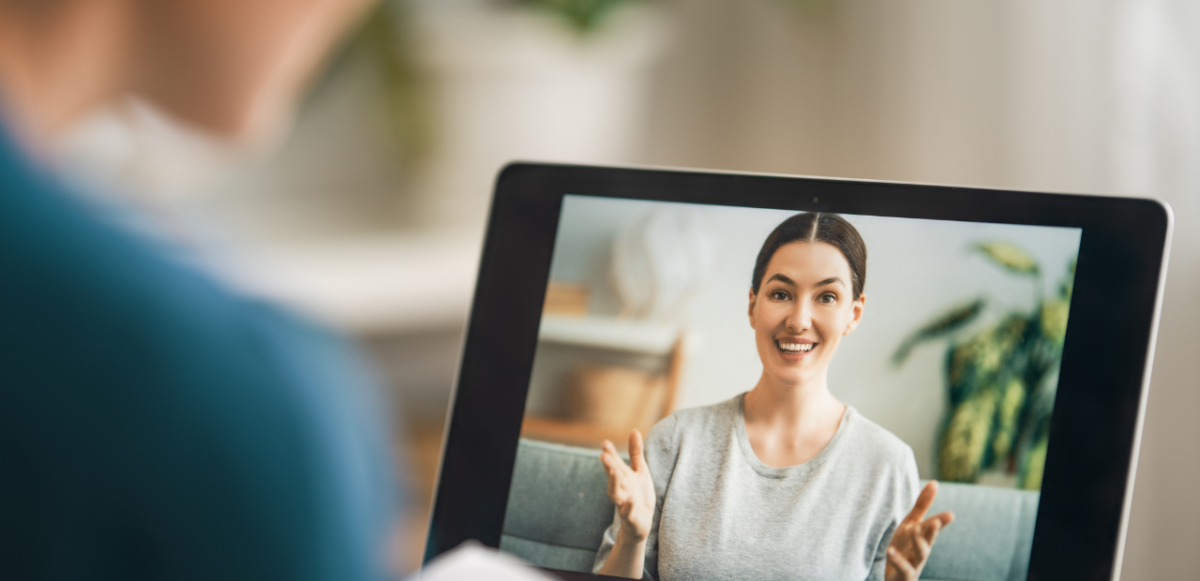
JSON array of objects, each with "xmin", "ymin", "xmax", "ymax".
[{"xmin": 732, "ymin": 392, "xmax": 853, "ymax": 479}]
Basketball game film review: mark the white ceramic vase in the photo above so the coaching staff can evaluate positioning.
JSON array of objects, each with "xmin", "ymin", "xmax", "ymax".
[
  {"xmin": 610, "ymin": 205, "xmax": 718, "ymax": 321},
  {"xmin": 408, "ymin": 2, "xmax": 671, "ymax": 230}
]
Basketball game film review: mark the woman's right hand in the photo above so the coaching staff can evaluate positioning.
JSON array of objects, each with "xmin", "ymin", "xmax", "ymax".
[{"xmin": 600, "ymin": 429, "xmax": 657, "ymax": 542}]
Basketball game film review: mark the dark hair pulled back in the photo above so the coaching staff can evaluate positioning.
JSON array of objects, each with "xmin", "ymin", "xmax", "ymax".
[{"xmin": 751, "ymin": 213, "xmax": 867, "ymax": 300}]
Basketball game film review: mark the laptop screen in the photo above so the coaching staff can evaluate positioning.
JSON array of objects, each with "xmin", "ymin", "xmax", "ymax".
[{"xmin": 500, "ymin": 193, "xmax": 1081, "ymax": 580}]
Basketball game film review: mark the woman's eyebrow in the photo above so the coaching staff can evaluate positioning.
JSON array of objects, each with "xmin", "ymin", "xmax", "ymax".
[
  {"xmin": 815, "ymin": 276, "xmax": 846, "ymax": 288},
  {"xmin": 767, "ymin": 273, "xmax": 796, "ymax": 286}
]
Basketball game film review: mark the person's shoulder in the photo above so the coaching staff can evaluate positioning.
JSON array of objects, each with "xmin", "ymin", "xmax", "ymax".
[
  {"xmin": 0, "ymin": 135, "xmax": 227, "ymax": 330},
  {"xmin": 673, "ymin": 395, "xmax": 737, "ymax": 419},
  {"xmin": 667, "ymin": 395, "xmax": 740, "ymax": 433},
  {"xmin": 646, "ymin": 395, "xmax": 740, "ymax": 450},
  {"xmin": 0, "ymin": 132, "xmax": 279, "ymax": 356},
  {"xmin": 843, "ymin": 407, "xmax": 917, "ymax": 472},
  {"xmin": 0, "ymin": 130, "xmax": 364, "ymax": 435}
]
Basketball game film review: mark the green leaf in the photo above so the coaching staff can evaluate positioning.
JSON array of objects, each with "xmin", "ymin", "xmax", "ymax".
[
  {"xmin": 520, "ymin": 0, "xmax": 639, "ymax": 33},
  {"xmin": 992, "ymin": 378, "xmax": 1026, "ymax": 460},
  {"xmin": 892, "ymin": 299, "xmax": 986, "ymax": 366},
  {"xmin": 945, "ymin": 314, "xmax": 1026, "ymax": 404},
  {"xmin": 1059, "ymin": 257, "xmax": 1077, "ymax": 299},
  {"xmin": 1016, "ymin": 376, "xmax": 1056, "ymax": 490},
  {"xmin": 939, "ymin": 393, "xmax": 996, "ymax": 482},
  {"xmin": 1018, "ymin": 434, "xmax": 1048, "ymax": 490},
  {"xmin": 973, "ymin": 241, "xmax": 1041, "ymax": 276},
  {"xmin": 1039, "ymin": 299, "xmax": 1070, "ymax": 345}
]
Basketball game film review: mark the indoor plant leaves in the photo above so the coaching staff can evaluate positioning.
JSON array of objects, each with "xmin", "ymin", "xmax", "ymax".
[{"xmin": 896, "ymin": 240, "xmax": 1073, "ymax": 490}]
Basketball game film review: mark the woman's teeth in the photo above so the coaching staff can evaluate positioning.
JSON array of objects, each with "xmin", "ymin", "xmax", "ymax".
[{"xmin": 777, "ymin": 341, "xmax": 815, "ymax": 352}]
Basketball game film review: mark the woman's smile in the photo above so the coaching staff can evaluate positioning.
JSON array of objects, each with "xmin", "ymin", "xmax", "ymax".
[{"xmin": 775, "ymin": 338, "xmax": 818, "ymax": 361}]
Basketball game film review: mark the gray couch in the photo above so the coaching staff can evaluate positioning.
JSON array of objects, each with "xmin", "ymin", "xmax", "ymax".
[{"xmin": 500, "ymin": 438, "xmax": 1039, "ymax": 581}]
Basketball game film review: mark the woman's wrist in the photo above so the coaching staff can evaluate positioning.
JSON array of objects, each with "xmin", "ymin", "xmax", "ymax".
[
  {"xmin": 599, "ymin": 529, "xmax": 648, "ymax": 579},
  {"xmin": 616, "ymin": 526, "xmax": 650, "ymax": 546}
]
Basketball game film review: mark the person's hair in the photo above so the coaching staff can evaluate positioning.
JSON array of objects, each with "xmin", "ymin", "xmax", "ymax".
[{"xmin": 751, "ymin": 213, "xmax": 867, "ymax": 300}]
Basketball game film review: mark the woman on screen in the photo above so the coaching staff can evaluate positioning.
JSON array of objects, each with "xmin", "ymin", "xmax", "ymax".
[{"xmin": 594, "ymin": 213, "xmax": 954, "ymax": 581}]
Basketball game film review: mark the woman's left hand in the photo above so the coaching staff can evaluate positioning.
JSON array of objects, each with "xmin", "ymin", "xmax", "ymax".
[{"xmin": 885, "ymin": 481, "xmax": 955, "ymax": 581}]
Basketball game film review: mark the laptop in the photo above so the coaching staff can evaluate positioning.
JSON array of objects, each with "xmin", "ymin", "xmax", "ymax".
[{"xmin": 424, "ymin": 164, "xmax": 1172, "ymax": 581}]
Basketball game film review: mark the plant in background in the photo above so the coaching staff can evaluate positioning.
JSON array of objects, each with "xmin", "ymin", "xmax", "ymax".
[
  {"xmin": 307, "ymin": 0, "xmax": 432, "ymax": 173},
  {"xmin": 893, "ymin": 242, "xmax": 1074, "ymax": 490},
  {"xmin": 512, "ymin": 0, "xmax": 647, "ymax": 33},
  {"xmin": 313, "ymin": 0, "xmax": 653, "ymax": 172}
]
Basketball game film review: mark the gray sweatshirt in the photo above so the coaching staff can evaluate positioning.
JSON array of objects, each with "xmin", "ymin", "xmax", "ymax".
[{"xmin": 593, "ymin": 393, "xmax": 919, "ymax": 581}]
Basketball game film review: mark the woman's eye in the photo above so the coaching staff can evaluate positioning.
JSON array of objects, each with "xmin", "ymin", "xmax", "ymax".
[
  {"xmin": 819, "ymin": 293, "xmax": 837, "ymax": 304},
  {"xmin": 771, "ymin": 291, "xmax": 790, "ymax": 301}
]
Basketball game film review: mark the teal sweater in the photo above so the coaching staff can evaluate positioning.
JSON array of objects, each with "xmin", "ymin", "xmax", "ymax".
[{"xmin": 0, "ymin": 128, "xmax": 399, "ymax": 580}]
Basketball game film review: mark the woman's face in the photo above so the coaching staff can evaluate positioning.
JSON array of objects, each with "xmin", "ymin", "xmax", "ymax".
[{"xmin": 748, "ymin": 241, "xmax": 865, "ymax": 389}]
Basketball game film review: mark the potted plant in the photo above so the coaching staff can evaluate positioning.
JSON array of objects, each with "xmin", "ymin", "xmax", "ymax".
[
  {"xmin": 893, "ymin": 241, "xmax": 1074, "ymax": 490},
  {"xmin": 374, "ymin": 0, "xmax": 671, "ymax": 229}
]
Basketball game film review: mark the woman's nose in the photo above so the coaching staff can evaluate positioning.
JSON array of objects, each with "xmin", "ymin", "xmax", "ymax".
[{"xmin": 787, "ymin": 301, "xmax": 812, "ymax": 330}]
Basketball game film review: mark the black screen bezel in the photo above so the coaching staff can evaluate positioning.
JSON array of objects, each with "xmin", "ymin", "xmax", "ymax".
[{"xmin": 424, "ymin": 163, "xmax": 1171, "ymax": 581}]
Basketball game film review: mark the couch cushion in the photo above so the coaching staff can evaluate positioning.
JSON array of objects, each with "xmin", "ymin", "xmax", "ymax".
[
  {"xmin": 501, "ymin": 438, "xmax": 1039, "ymax": 581},
  {"xmin": 921, "ymin": 482, "xmax": 1039, "ymax": 581},
  {"xmin": 500, "ymin": 439, "xmax": 616, "ymax": 572}
]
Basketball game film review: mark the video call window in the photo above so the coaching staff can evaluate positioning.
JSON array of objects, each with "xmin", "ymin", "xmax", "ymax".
[{"xmin": 499, "ymin": 195, "xmax": 1081, "ymax": 581}]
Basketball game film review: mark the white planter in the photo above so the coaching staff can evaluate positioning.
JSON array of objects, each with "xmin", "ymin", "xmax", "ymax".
[{"xmin": 408, "ymin": 3, "xmax": 671, "ymax": 229}]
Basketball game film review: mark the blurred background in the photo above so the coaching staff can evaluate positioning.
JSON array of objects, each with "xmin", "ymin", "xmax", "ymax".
[{"xmin": 48, "ymin": 0, "xmax": 1200, "ymax": 577}]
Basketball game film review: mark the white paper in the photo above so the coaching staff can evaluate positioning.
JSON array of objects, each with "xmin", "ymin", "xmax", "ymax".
[{"xmin": 415, "ymin": 542, "xmax": 558, "ymax": 581}]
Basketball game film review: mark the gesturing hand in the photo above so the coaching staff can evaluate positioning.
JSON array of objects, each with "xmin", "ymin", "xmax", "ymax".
[
  {"xmin": 600, "ymin": 430, "xmax": 657, "ymax": 543},
  {"xmin": 885, "ymin": 481, "xmax": 955, "ymax": 581}
]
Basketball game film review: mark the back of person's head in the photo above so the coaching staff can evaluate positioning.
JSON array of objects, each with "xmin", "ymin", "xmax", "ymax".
[{"xmin": 0, "ymin": 0, "xmax": 372, "ymax": 140}]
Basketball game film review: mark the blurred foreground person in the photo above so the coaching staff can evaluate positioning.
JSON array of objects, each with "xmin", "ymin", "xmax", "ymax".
[{"xmin": 0, "ymin": 1, "xmax": 411, "ymax": 579}]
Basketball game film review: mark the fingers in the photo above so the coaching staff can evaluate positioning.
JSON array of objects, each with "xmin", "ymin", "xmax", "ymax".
[
  {"xmin": 914, "ymin": 529, "xmax": 932, "ymax": 563},
  {"xmin": 921, "ymin": 514, "xmax": 946, "ymax": 545},
  {"xmin": 602, "ymin": 439, "xmax": 618, "ymax": 457},
  {"xmin": 905, "ymin": 481, "xmax": 939, "ymax": 524},
  {"xmin": 600, "ymin": 447, "xmax": 622, "ymax": 476},
  {"xmin": 887, "ymin": 547, "xmax": 916, "ymax": 581},
  {"xmin": 628, "ymin": 429, "xmax": 646, "ymax": 472},
  {"xmin": 886, "ymin": 505, "xmax": 953, "ymax": 581},
  {"xmin": 600, "ymin": 441, "xmax": 625, "ymax": 480}
]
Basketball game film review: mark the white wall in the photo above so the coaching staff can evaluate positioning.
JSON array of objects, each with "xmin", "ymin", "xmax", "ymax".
[
  {"xmin": 634, "ymin": 2, "xmax": 1199, "ymax": 576},
  {"xmin": 546, "ymin": 195, "xmax": 1080, "ymax": 479}
]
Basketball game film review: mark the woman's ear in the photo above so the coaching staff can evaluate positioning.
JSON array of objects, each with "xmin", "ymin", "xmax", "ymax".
[
  {"xmin": 747, "ymin": 289, "xmax": 758, "ymax": 329},
  {"xmin": 843, "ymin": 293, "xmax": 866, "ymax": 336}
]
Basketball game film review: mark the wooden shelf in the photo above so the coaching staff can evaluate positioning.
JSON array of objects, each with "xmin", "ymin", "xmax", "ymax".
[
  {"xmin": 521, "ymin": 416, "xmax": 648, "ymax": 451},
  {"xmin": 538, "ymin": 314, "xmax": 680, "ymax": 355}
]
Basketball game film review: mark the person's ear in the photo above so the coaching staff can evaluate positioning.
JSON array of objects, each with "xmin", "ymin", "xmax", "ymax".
[
  {"xmin": 843, "ymin": 292, "xmax": 866, "ymax": 336},
  {"xmin": 748, "ymin": 289, "xmax": 758, "ymax": 329}
]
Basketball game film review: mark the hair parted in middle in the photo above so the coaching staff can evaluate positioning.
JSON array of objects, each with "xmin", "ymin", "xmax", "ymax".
[{"xmin": 751, "ymin": 213, "xmax": 867, "ymax": 300}]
